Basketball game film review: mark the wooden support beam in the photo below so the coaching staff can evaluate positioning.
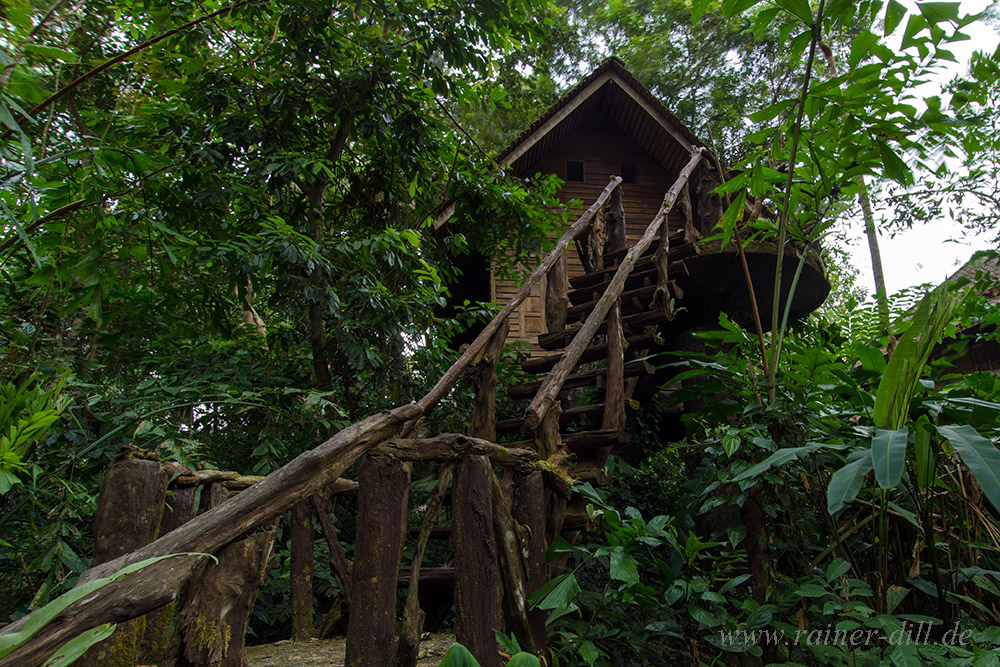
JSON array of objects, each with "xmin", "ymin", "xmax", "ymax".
[
  {"xmin": 374, "ymin": 434, "xmax": 536, "ymax": 469},
  {"xmin": 602, "ymin": 300, "xmax": 626, "ymax": 433},
  {"xmin": 290, "ymin": 500, "xmax": 315, "ymax": 641},
  {"xmin": 454, "ymin": 456, "xmax": 501, "ymax": 667},
  {"xmin": 522, "ymin": 147, "xmax": 704, "ymax": 433},
  {"xmin": 603, "ymin": 184, "xmax": 627, "ymax": 255},
  {"xmin": 469, "ymin": 321, "xmax": 509, "ymax": 443},
  {"xmin": 544, "ymin": 252, "xmax": 568, "ymax": 333},
  {"xmin": 511, "ymin": 472, "xmax": 547, "ymax": 653},
  {"xmin": 652, "ymin": 216, "xmax": 673, "ymax": 316},
  {"xmin": 491, "ymin": 474, "xmax": 535, "ymax": 654},
  {"xmin": 396, "ymin": 465, "xmax": 452, "ymax": 667},
  {"xmin": 345, "ymin": 456, "xmax": 411, "ymax": 667}
]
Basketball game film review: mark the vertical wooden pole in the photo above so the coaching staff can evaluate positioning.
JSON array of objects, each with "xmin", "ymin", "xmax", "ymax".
[
  {"xmin": 544, "ymin": 253, "xmax": 568, "ymax": 334},
  {"xmin": 491, "ymin": 475, "xmax": 535, "ymax": 654},
  {"xmin": 469, "ymin": 321, "xmax": 509, "ymax": 442},
  {"xmin": 602, "ymin": 300, "xmax": 626, "ymax": 434},
  {"xmin": 454, "ymin": 455, "xmax": 501, "ymax": 667},
  {"xmin": 345, "ymin": 455, "xmax": 411, "ymax": 667},
  {"xmin": 512, "ymin": 472, "xmax": 547, "ymax": 654},
  {"xmin": 81, "ymin": 455, "xmax": 169, "ymax": 667},
  {"xmin": 604, "ymin": 185, "xmax": 626, "ymax": 254},
  {"xmin": 290, "ymin": 500, "xmax": 315, "ymax": 641}
]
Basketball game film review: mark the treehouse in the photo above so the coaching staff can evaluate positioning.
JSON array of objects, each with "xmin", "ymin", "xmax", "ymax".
[
  {"xmin": 446, "ymin": 57, "xmax": 829, "ymax": 355},
  {"xmin": 7, "ymin": 61, "xmax": 838, "ymax": 667}
]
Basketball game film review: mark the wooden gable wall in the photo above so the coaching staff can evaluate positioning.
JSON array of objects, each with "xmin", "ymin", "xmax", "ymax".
[{"xmin": 493, "ymin": 117, "xmax": 688, "ymax": 353}]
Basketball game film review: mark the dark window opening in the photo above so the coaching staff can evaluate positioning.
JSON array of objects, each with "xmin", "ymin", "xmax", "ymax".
[
  {"xmin": 566, "ymin": 161, "xmax": 584, "ymax": 182},
  {"xmin": 621, "ymin": 163, "xmax": 637, "ymax": 184}
]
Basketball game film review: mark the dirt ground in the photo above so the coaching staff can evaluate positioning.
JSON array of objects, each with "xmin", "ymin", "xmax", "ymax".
[{"xmin": 245, "ymin": 633, "xmax": 456, "ymax": 666}]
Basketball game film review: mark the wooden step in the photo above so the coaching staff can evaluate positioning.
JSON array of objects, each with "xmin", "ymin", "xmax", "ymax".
[
  {"xmin": 571, "ymin": 235, "xmax": 699, "ymax": 290},
  {"xmin": 601, "ymin": 229, "xmax": 687, "ymax": 265},
  {"xmin": 398, "ymin": 567, "xmax": 455, "ymax": 588},
  {"xmin": 568, "ymin": 265, "xmax": 660, "ymax": 305},
  {"xmin": 496, "ymin": 402, "xmax": 604, "ymax": 434},
  {"xmin": 506, "ymin": 428, "xmax": 627, "ymax": 453},
  {"xmin": 508, "ymin": 359, "xmax": 653, "ymax": 399},
  {"xmin": 567, "ymin": 282, "xmax": 682, "ymax": 324},
  {"xmin": 520, "ymin": 333, "xmax": 658, "ymax": 374},
  {"xmin": 538, "ymin": 309, "xmax": 676, "ymax": 350},
  {"xmin": 404, "ymin": 514, "xmax": 591, "ymax": 544}
]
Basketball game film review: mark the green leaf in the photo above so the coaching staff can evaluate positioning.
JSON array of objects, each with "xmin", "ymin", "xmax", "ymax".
[
  {"xmin": 826, "ymin": 558, "xmax": 851, "ymax": 582},
  {"xmin": 609, "ymin": 548, "xmax": 640, "ymax": 584},
  {"xmin": 531, "ymin": 573, "xmax": 580, "ymax": 610},
  {"xmin": 827, "ymin": 451, "xmax": 873, "ymax": 514},
  {"xmin": 734, "ymin": 443, "xmax": 842, "ymax": 482},
  {"xmin": 872, "ymin": 427, "xmax": 908, "ymax": 489},
  {"xmin": 914, "ymin": 417, "xmax": 935, "ymax": 489},
  {"xmin": 577, "ymin": 640, "xmax": 600, "ymax": 665},
  {"xmin": 849, "ymin": 30, "xmax": 881, "ymax": 69},
  {"xmin": 917, "ymin": 1, "xmax": 960, "ymax": 25},
  {"xmin": 775, "ymin": 0, "xmax": 814, "ymax": 24},
  {"xmin": 748, "ymin": 98, "xmax": 797, "ymax": 124},
  {"xmin": 901, "ymin": 14, "xmax": 927, "ymax": 49},
  {"xmin": 692, "ymin": 0, "xmax": 710, "ymax": 22},
  {"xmin": 22, "ymin": 44, "xmax": 79, "ymax": 63},
  {"xmin": 938, "ymin": 425, "xmax": 1000, "ymax": 515},
  {"xmin": 876, "ymin": 140, "xmax": 909, "ymax": 183},
  {"xmin": 884, "ymin": 0, "xmax": 908, "ymax": 35},
  {"xmin": 42, "ymin": 623, "xmax": 115, "ymax": 667},
  {"xmin": 439, "ymin": 643, "xmax": 480, "ymax": 667}
]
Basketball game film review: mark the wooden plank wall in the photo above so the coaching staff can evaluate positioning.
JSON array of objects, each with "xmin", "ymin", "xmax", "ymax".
[{"xmin": 496, "ymin": 119, "xmax": 686, "ymax": 354}]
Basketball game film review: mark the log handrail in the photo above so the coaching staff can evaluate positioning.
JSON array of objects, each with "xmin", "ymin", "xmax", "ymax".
[{"xmin": 522, "ymin": 147, "xmax": 705, "ymax": 432}]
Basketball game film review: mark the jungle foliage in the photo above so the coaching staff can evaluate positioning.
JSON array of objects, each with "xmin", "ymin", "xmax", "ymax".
[{"xmin": 1, "ymin": 0, "xmax": 1000, "ymax": 664}]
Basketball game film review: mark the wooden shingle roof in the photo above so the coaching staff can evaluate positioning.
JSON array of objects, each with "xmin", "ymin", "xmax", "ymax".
[{"xmin": 496, "ymin": 58, "xmax": 710, "ymax": 177}]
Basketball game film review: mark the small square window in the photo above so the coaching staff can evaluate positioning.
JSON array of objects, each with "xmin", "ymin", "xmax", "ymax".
[
  {"xmin": 621, "ymin": 163, "xmax": 637, "ymax": 184},
  {"xmin": 566, "ymin": 161, "xmax": 584, "ymax": 182}
]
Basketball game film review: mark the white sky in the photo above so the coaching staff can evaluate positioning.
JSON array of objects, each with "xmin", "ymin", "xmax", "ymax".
[{"xmin": 843, "ymin": 0, "xmax": 999, "ymax": 296}]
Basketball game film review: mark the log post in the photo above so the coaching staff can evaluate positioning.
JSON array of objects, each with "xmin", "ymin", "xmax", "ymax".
[
  {"xmin": 396, "ymin": 465, "xmax": 452, "ymax": 667},
  {"xmin": 174, "ymin": 524, "xmax": 278, "ymax": 667},
  {"xmin": 491, "ymin": 475, "xmax": 535, "ymax": 654},
  {"xmin": 138, "ymin": 484, "xmax": 197, "ymax": 665},
  {"xmin": 512, "ymin": 472, "xmax": 547, "ymax": 653},
  {"xmin": 695, "ymin": 156, "xmax": 723, "ymax": 237},
  {"xmin": 544, "ymin": 253, "xmax": 568, "ymax": 334},
  {"xmin": 454, "ymin": 456, "xmax": 501, "ymax": 667},
  {"xmin": 603, "ymin": 185, "xmax": 626, "ymax": 255},
  {"xmin": 602, "ymin": 300, "xmax": 626, "ymax": 434},
  {"xmin": 290, "ymin": 500, "xmax": 315, "ymax": 641},
  {"xmin": 345, "ymin": 455, "xmax": 411, "ymax": 667},
  {"xmin": 651, "ymin": 219, "xmax": 673, "ymax": 317},
  {"xmin": 80, "ymin": 454, "xmax": 169, "ymax": 667},
  {"xmin": 469, "ymin": 320, "xmax": 510, "ymax": 442}
]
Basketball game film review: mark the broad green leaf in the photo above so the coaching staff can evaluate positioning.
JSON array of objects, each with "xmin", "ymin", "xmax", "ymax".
[
  {"xmin": 715, "ymin": 190, "xmax": 746, "ymax": 250},
  {"xmin": 507, "ymin": 653, "xmax": 541, "ymax": 667},
  {"xmin": 609, "ymin": 548, "xmax": 640, "ymax": 584},
  {"xmin": 849, "ymin": 30, "xmax": 881, "ymax": 69},
  {"xmin": 876, "ymin": 140, "xmax": 909, "ymax": 183},
  {"xmin": 734, "ymin": 443, "xmax": 843, "ymax": 482},
  {"xmin": 825, "ymin": 558, "xmax": 851, "ymax": 582},
  {"xmin": 873, "ymin": 283, "xmax": 962, "ymax": 430},
  {"xmin": 748, "ymin": 98, "xmax": 797, "ymax": 124},
  {"xmin": 938, "ymin": 425, "xmax": 1000, "ymax": 514},
  {"xmin": 531, "ymin": 573, "xmax": 580, "ymax": 610},
  {"xmin": 872, "ymin": 427, "xmax": 908, "ymax": 489},
  {"xmin": 688, "ymin": 604, "xmax": 721, "ymax": 627},
  {"xmin": 827, "ymin": 451, "xmax": 873, "ymax": 514},
  {"xmin": 917, "ymin": 1, "xmax": 960, "ymax": 25},
  {"xmin": 692, "ymin": 0, "xmax": 710, "ymax": 22},
  {"xmin": 42, "ymin": 623, "xmax": 115, "ymax": 667},
  {"xmin": 775, "ymin": 0, "xmax": 814, "ymax": 24},
  {"xmin": 22, "ymin": 44, "xmax": 79, "ymax": 63},
  {"xmin": 914, "ymin": 416, "xmax": 935, "ymax": 489},
  {"xmin": 901, "ymin": 14, "xmax": 927, "ymax": 49},
  {"xmin": 439, "ymin": 643, "xmax": 480, "ymax": 667},
  {"xmin": 884, "ymin": 0, "xmax": 908, "ymax": 35},
  {"xmin": 577, "ymin": 640, "xmax": 600, "ymax": 665}
]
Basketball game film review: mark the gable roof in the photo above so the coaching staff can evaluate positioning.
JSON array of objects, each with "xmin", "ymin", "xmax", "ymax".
[{"xmin": 496, "ymin": 58, "xmax": 709, "ymax": 177}]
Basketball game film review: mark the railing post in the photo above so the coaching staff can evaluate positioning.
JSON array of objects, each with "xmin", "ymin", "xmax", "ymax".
[
  {"xmin": 604, "ymin": 185, "xmax": 626, "ymax": 254},
  {"xmin": 544, "ymin": 252, "xmax": 568, "ymax": 333},
  {"xmin": 345, "ymin": 455, "xmax": 411, "ymax": 667},
  {"xmin": 290, "ymin": 500, "xmax": 315, "ymax": 641}
]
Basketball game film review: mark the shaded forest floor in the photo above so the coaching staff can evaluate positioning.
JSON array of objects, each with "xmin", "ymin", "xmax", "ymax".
[{"xmin": 246, "ymin": 633, "xmax": 455, "ymax": 666}]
